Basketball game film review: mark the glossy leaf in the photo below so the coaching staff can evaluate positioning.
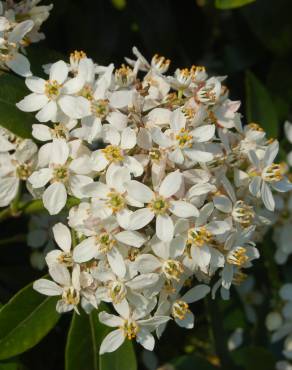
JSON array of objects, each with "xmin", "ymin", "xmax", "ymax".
[
  {"xmin": 215, "ymin": 0, "xmax": 255, "ymax": 9},
  {"xmin": 0, "ymin": 281, "xmax": 60, "ymax": 360},
  {"xmin": 0, "ymin": 73, "xmax": 33, "ymax": 139},
  {"xmin": 65, "ymin": 307, "xmax": 137, "ymax": 370},
  {"xmin": 245, "ymin": 70, "xmax": 278, "ymax": 137}
]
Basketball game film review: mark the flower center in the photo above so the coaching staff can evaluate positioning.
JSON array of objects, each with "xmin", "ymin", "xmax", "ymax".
[
  {"xmin": 262, "ymin": 163, "xmax": 284, "ymax": 182},
  {"xmin": 162, "ymin": 259, "xmax": 184, "ymax": 281},
  {"xmin": 97, "ymin": 232, "xmax": 116, "ymax": 253},
  {"xmin": 115, "ymin": 64, "xmax": 135, "ymax": 87},
  {"xmin": 175, "ymin": 128, "xmax": 193, "ymax": 148},
  {"xmin": 70, "ymin": 50, "xmax": 87, "ymax": 64},
  {"xmin": 188, "ymin": 226, "xmax": 212, "ymax": 247},
  {"xmin": 45, "ymin": 80, "xmax": 61, "ymax": 100},
  {"xmin": 53, "ymin": 165, "xmax": 69, "ymax": 183},
  {"xmin": 106, "ymin": 192, "xmax": 125, "ymax": 212},
  {"xmin": 16, "ymin": 163, "xmax": 32, "ymax": 180},
  {"xmin": 149, "ymin": 148, "xmax": 162, "ymax": 162},
  {"xmin": 62, "ymin": 287, "xmax": 80, "ymax": 306},
  {"xmin": 122, "ymin": 320, "xmax": 139, "ymax": 340},
  {"xmin": 227, "ymin": 247, "xmax": 249, "ymax": 267},
  {"xmin": 91, "ymin": 99, "xmax": 109, "ymax": 119},
  {"xmin": 108, "ymin": 281, "xmax": 126, "ymax": 304},
  {"xmin": 102, "ymin": 145, "xmax": 124, "ymax": 162},
  {"xmin": 79, "ymin": 84, "xmax": 94, "ymax": 101},
  {"xmin": 57, "ymin": 252, "xmax": 73, "ymax": 267},
  {"xmin": 51, "ymin": 123, "xmax": 68, "ymax": 139},
  {"xmin": 149, "ymin": 196, "xmax": 169, "ymax": 215},
  {"xmin": 232, "ymin": 200, "xmax": 254, "ymax": 226},
  {"xmin": 172, "ymin": 300, "xmax": 190, "ymax": 320}
]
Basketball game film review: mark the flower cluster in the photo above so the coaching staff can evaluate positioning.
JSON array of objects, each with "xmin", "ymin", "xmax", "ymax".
[
  {"xmin": 1, "ymin": 47, "xmax": 292, "ymax": 354},
  {"xmin": 0, "ymin": 0, "xmax": 52, "ymax": 76}
]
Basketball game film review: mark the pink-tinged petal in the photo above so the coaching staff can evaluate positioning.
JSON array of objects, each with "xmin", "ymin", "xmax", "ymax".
[{"xmin": 16, "ymin": 93, "xmax": 48, "ymax": 112}]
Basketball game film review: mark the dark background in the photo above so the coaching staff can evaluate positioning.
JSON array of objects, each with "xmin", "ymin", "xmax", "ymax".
[{"xmin": 2, "ymin": 0, "xmax": 292, "ymax": 369}]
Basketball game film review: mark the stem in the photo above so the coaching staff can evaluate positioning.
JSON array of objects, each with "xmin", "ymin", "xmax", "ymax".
[
  {"xmin": 205, "ymin": 297, "xmax": 239, "ymax": 369},
  {"xmin": 0, "ymin": 197, "xmax": 80, "ymax": 222}
]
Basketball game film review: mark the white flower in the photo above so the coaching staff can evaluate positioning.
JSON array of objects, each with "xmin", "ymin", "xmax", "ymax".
[
  {"xmin": 33, "ymin": 264, "xmax": 81, "ymax": 313},
  {"xmin": 248, "ymin": 141, "xmax": 292, "ymax": 211},
  {"xmin": 99, "ymin": 299, "xmax": 170, "ymax": 354},
  {"xmin": 125, "ymin": 171, "xmax": 198, "ymax": 241}
]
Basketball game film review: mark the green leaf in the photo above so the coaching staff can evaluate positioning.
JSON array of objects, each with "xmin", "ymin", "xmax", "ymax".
[
  {"xmin": 215, "ymin": 0, "xmax": 255, "ymax": 9},
  {"xmin": 0, "ymin": 360, "xmax": 26, "ymax": 370},
  {"xmin": 231, "ymin": 346, "xmax": 276, "ymax": 370},
  {"xmin": 0, "ymin": 281, "xmax": 60, "ymax": 360},
  {"xmin": 65, "ymin": 307, "xmax": 137, "ymax": 370},
  {"xmin": 65, "ymin": 310, "xmax": 102, "ymax": 370},
  {"xmin": 0, "ymin": 73, "xmax": 33, "ymax": 139},
  {"xmin": 245, "ymin": 70, "xmax": 278, "ymax": 138}
]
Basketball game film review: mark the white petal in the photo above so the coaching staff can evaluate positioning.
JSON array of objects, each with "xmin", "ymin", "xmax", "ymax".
[
  {"xmin": 115, "ymin": 230, "xmax": 146, "ymax": 248},
  {"xmin": 107, "ymin": 247, "xmax": 126, "ymax": 278},
  {"xmin": 156, "ymin": 214, "xmax": 174, "ymax": 242},
  {"xmin": 184, "ymin": 148, "xmax": 213, "ymax": 162},
  {"xmin": 125, "ymin": 180, "xmax": 154, "ymax": 203},
  {"xmin": 192, "ymin": 124, "xmax": 215, "ymax": 142},
  {"xmin": 175, "ymin": 312, "xmax": 194, "ymax": 329},
  {"xmin": 121, "ymin": 127, "xmax": 136, "ymax": 149},
  {"xmin": 51, "ymin": 139, "xmax": 69, "ymax": 165},
  {"xmin": 249, "ymin": 176, "xmax": 261, "ymax": 197},
  {"xmin": 159, "ymin": 171, "xmax": 182, "ymax": 198},
  {"xmin": 261, "ymin": 181, "xmax": 275, "ymax": 211},
  {"xmin": 170, "ymin": 200, "xmax": 199, "ymax": 218},
  {"xmin": 213, "ymin": 195, "xmax": 233, "ymax": 213},
  {"xmin": 99, "ymin": 329, "xmax": 125, "ymax": 354},
  {"xmin": 170, "ymin": 108, "xmax": 186, "ymax": 132},
  {"xmin": 52, "ymin": 223, "xmax": 71, "ymax": 252},
  {"xmin": 8, "ymin": 20, "xmax": 33, "ymax": 43},
  {"xmin": 135, "ymin": 254, "xmax": 161, "ymax": 273},
  {"xmin": 169, "ymin": 235, "xmax": 186, "ymax": 258},
  {"xmin": 28, "ymin": 168, "xmax": 53, "ymax": 188},
  {"xmin": 32, "ymin": 124, "xmax": 52, "ymax": 141},
  {"xmin": 73, "ymin": 237, "xmax": 97, "ymax": 263},
  {"xmin": 49, "ymin": 60, "xmax": 68, "ymax": 84},
  {"xmin": 33, "ymin": 279, "xmax": 62, "ymax": 296},
  {"xmin": 25, "ymin": 77, "xmax": 46, "ymax": 94},
  {"xmin": 6, "ymin": 53, "xmax": 32, "ymax": 77},
  {"xmin": 59, "ymin": 96, "xmax": 91, "ymax": 119},
  {"xmin": 49, "ymin": 264, "xmax": 71, "ymax": 286},
  {"xmin": 263, "ymin": 140, "xmax": 279, "ymax": 166},
  {"xmin": 36, "ymin": 100, "xmax": 58, "ymax": 122},
  {"xmin": 109, "ymin": 90, "xmax": 132, "ymax": 108},
  {"xmin": 128, "ymin": 208, "xmax": 155, "ymax": 230},
  {"xmin": 43, "ymin": 182, "xmax": 67, "ymax": 215},
  {"xmin": 182, "ymin": 285, "xmax": 210, "ymax": 303},
  {"xmin": 0, "ymin": 177, "xmax": 19, "ymax": 207},
  {"xmin": 16, "ymin": 93, "xmax": 48, "ymax": 112},
  {"xmin": 99, "ymin": 312, "xmax": 123, "ymax": 327},
  {"xmin": 136, "ymin": 329, "xmax": 155, "ymax": 351},
  {"xmin": 126, "ymin": 273, "xmax": 159, "ymax": 290}
]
